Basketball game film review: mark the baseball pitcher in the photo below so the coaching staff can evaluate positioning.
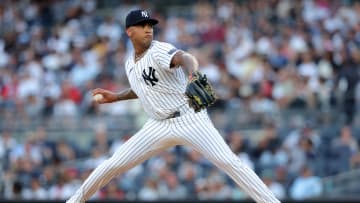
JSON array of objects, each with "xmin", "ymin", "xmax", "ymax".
[{"xmin": 66, "ymin": 10, "xmax": 280, "ymax": 203}]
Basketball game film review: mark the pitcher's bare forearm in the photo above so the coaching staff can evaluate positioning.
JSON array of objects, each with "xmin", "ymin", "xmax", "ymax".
[
  {"xmin": 170, "ymin": 50, "xmax": 199, "ymax": 73},
  {"xmin": 92, "ymin": 88, "xmax": 138, "ymax": 104},
  {"xmin": 116, "ymin": 88, "xmax": 138, "ymax": 101}
]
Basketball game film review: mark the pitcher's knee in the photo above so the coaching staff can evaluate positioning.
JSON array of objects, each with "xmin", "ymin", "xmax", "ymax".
[
  {"xmin": 214, "ymin": 154, "xmax": 242, "ymax": 170},
  {"xmin": 102, "ymin": 157, "xmax": 126, "ymax": 174}
]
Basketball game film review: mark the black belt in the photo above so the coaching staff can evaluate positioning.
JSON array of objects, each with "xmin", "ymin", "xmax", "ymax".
[{"xmin": 167, "ymin": 111, "xmax": 181, "ymax": 119}]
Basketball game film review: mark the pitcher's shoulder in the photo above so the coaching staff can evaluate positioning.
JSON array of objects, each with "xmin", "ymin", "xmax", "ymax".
[
  {"xmin": 124, "ymin": 56, "xmax": 134, "ymax": 71},
  {"xmin": 150, "ymin": 40, "xmax": 176, "ymax": 51}
]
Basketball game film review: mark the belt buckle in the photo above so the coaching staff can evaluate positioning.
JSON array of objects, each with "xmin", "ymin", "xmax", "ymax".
[{"xmin": 168, "ymin": 111, "xmax": 180, "ymax": 119}]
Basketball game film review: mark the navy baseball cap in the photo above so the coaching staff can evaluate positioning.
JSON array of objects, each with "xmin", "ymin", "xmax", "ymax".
[{"xmin": 125, "ymin": 10, "xmax": 158, "ymax": 28}]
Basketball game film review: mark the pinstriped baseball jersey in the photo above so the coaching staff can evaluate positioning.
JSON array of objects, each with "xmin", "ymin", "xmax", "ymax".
[{"xmin": 125, "ymin": 40, "xmax": 188, "ymax": 120}]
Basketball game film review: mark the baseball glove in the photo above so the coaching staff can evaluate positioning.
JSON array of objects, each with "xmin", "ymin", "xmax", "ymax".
[{"xmin": 185, "ymin": 71, "xmax": 217, "ymax": 112}]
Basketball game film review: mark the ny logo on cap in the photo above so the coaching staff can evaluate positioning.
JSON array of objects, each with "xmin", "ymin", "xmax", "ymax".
[{"xmin": 141, "ymin": 11, "xmax": 148, "ymax": 18}]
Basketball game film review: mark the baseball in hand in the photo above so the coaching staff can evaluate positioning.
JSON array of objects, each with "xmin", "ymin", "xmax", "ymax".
[{"xmin": 93, "ymin": 94, "xmax": 104, "ymax": 102}]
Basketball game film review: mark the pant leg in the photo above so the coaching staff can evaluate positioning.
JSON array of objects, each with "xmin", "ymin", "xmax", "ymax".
[
  {"xmin": 174, "ymin": 113, "xmax": 280, "ymax": 203},
  {"xmin": 67, "ymin": 119, "xmax": 174, "ymax": 203}
]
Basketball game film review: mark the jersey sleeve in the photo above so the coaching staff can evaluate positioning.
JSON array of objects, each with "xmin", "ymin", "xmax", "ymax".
[
  {"xmin": 152, "ymin": 41, "xmax": 179, "ymax": 70},
  {"xmin": 124, "ymin": 58, "xmax": 132, "ymax": 76}
]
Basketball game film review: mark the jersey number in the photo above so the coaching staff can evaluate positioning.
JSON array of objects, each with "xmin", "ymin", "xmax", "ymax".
[{"xmin": 142, "ymin": 67, "xmax": 158, "ymax": 86}]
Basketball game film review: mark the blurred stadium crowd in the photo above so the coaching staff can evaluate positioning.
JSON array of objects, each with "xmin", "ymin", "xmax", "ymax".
[{"xmin": 1, "ymin": 0, "xmax": 360, "ymax": 201}]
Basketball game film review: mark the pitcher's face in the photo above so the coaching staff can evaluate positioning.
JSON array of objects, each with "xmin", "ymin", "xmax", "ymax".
[{"xmin": 127, "ymin": 22, "xmax": 154, "ymax": 48}]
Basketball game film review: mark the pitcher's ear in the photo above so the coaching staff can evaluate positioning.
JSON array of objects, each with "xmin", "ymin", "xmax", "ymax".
[{"xmin": 126, "ymin": 28, "xmax": 131, "ymax": 37}]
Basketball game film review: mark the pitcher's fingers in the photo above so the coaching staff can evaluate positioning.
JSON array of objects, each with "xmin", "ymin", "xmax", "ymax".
[
  {"xmin": 98, "ymin": 98, "xmax": 109, "ymax": 104},
  {"xmin": 92, "ymin": 88, "xmax": 104, "ymax": 95}
]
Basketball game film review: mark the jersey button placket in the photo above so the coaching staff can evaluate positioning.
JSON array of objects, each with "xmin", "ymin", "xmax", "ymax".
[{"xmin": 168, "ymin": 116, "xmax": 176, "ymax": 135}]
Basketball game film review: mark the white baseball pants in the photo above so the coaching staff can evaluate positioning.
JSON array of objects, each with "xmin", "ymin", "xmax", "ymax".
[{"xmin": 67, "ymin": 110, "xmax": 280, "ymax": 203}]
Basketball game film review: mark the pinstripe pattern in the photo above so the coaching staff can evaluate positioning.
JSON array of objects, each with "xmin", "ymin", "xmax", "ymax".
[
  {"xmin": 126, "ymin": 41, "xmax": 188, "ymax": 120},
  {"xmin": 67, "ymin": 109, "xmax": 280, "ymax": 203},
  {"xmin": 67, "ymin": 119, "xmax": 177, "ymax": 203},
  {"xmin": 67, "ymin": 40, "xmax": 280, "ymax": 203},
  {"xmin": 172, "ymin": 112, "xmax": 280, "ymax": 203}
]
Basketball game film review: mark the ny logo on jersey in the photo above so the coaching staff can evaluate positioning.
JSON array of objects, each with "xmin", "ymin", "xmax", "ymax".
[
  {"xmin": 142, "ymin": 67, "xmax": 158, "ymax": 86},
  {"xmin": 141, "ymin": 11, "xmax": 148, "ymax": 18}
]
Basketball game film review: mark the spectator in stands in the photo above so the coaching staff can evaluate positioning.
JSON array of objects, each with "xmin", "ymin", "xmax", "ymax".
[
  {"xmin": 48, "ymin": 171, "xmax": 75, "ymax": 200},
  {"xmin": 206, "ymin": 170, "xmax": 232, "ymax": 200},
  {"xmin": 38, "ymin": 165, "xmax": 57, "ymax": 189},
  {"xmin": 256, "ymin": 122, "xmax": 287, "ymax": 170},
  {"xmin": 0, "ymin": 130, "xmax": 17, "ymax": 169},
  {"xmin": 98, "ymin": 179, "xmax": 124, "ymax": 200},
  {"xmin": 54, "ymin": 139, "xmax": 76, "ymax": 163},
  {"xmin": 11, "ymin": 180, "xmax": 23, "ymax": 200},
  {"xmin": 158, "ymin": 172, "xmax": 187, "ymax": 200},
  {"xmin": 289, "ymin": 165, "xmax": 323, "ymax": 200},
  {"xmin": 22, "ymin": 177, "xmax": 47, "ymax": 200},
  {"xmin": 33, "ymin": 126, "xmax": 56, "ymax": 165},
  {"xmin": 283, "ymin": 120, "xmax": 320, "ymax": 173},
  {"xmin": 351, "ymin": 151, "xmax": 360, "ymax": 169},
  {"xmin": 178, "ymin": 161, "xmax": 198, "ymax": 199},
  {"xmin": 334, "ymin": 48, "xmax": 360, "ymax": 125},
  {"xmin": 138, "ymin": 175, "xmax": 160, "ymax": 200},
  {"xmin": 90, "ymin": 123, "xmax": 112, "ymax": 155},
  {"xmin": 331, "ymin": 125, "xmax": 359, "ymax": 173}
]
